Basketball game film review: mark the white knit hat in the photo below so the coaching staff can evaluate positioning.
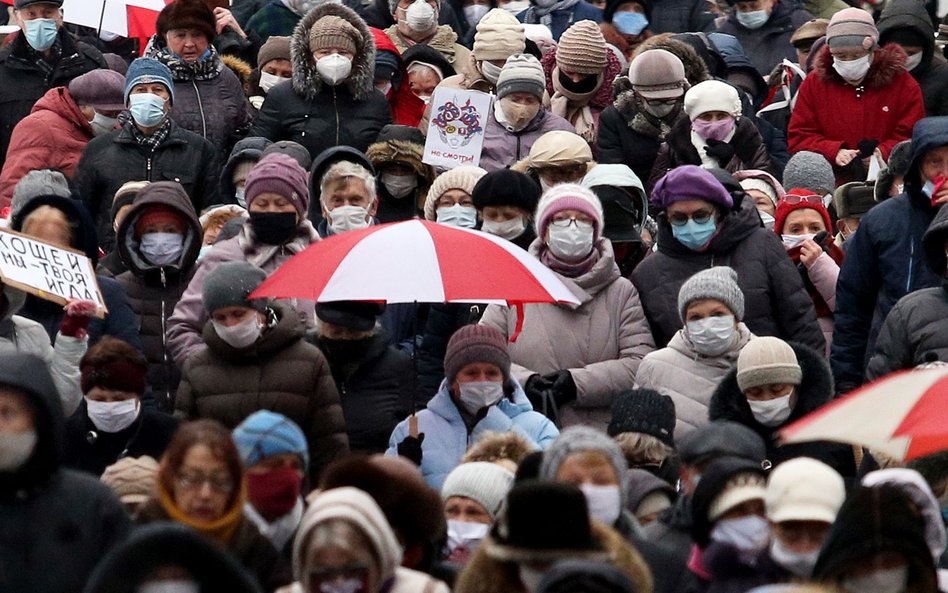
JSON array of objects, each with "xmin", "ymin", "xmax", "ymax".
[
  {"xmin": 473, "ymin": 8, "xmax": 525, "ymax": 61},
  {"xmin": 739, "ymin": 178, "xmax": 778, "ymax": 206},
  {"xmin": 736, "ymin": 337, "xmax": 803, "ymax": 392},
  {"xmin": 683, "ymin": 79, "xmax": 742, "ymax": 120},
  {"xmin": 441, "ymin": 462, "xmax": 515, "ymax": 521},
  {"xmin": 424, "ymin": 166, "xmax": 488, "ymax": 220},
  {"xmin": 534, "ymin": 183, "xmax": 604, "ymax": 241},
  {"xmin": 766, "ymin": 458, "xmax": 845, "ymax": 524},
  {"xmin": 496, "ymin": 53, "xmax": 546, "ymax": 100}
]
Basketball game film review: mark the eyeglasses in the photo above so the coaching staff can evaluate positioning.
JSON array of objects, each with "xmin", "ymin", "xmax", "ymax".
[
  {"xmin": 781, "ymin": 193, "xmax": 822, "ymax": 206},
  {"xmin": 536, "ymin": 164, "xmax": 587, "ymax": 183},
  {"xmin": 549, "ymin": 217, "xmax": 594, "ymax": 230},
  {"xmin": 668, "ymin": 209, "xmax": 713, "ymax": 227},
  {"xmin": 175, "ymin": 472, "xmax": 234, "ymax": 494}
]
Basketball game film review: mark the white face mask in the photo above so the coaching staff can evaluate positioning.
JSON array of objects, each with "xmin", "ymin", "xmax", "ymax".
[
  {"xmin": 502, "ymin": 0, "xmax": 529, "ymax": 13},
  {"xmin": 137, "ymin": 581, "xmax": 201, "ymax": 593},
  {"xmin": 781, "ymin": 232, "xmax": 816, "ymax": 251},
  {"xmin": 316, "ymin": 54, "xmax": 352, "ymax": 86},
  {"xmin": 580, "ymin": 483, "xmax": 622, "ymax": 525},
  {"xmin": 759, "ymin": 211, "xmax": 775, "ymax": 230},
  {"xmin": 843, "ymin": 565, "xmax": 909, "ymax": 593},
  {"xmin": 447, "ymin": 519, "xmax": 490, "ymax": 552},
  {"xmin": 832, "ymin": 54, "xmax": 871, "ymax": 82},
  {"xmin": 85, "ymin": 398, "xmax": 141, "ymax": 433},
  {"xmin": 710, "ymin": 515, "xmax": 770, "ymax": 552},
  {"xmin": 479, "ymin": 60, "xmax": 503, "ymax": 85},
  {"xmin": 436, "ymin": 204, "xmax": 478, "ymax": 228},
  {"xmin": 0, "ymin": 430, "xmax": 37, "ymax": 472},
  {"xmin": 259, "ymin": 71, "xmax": 290, "ymax": 93},
  {"xmin": 140, "ymin": 232, "xmax": 184, "ymax": 266},
  {"xmin": 457, "ymin": 380, "xmax": 504, "ymax": 415},
  {"xmin": 91, "ymin": 111, "xmax": 118, "ymax": 136},
  {"xmin": 686, "ymin": 315, "xmax": 736, "ymax": 357},
  {"xmin": 546, "ymin": 224, "xmax": 595, "ymax": 261},
  {"xmin": 905, "ymin": 51, "xmax": 923, "ymax": 71},
  {"xmin": 213, "ymin": 313, "xmax": 263, "ymax": 349},
  {"xmin": 329, "ymin": 204, "xmax": 371, "ymax": 234},
  {"xmin": 482, "ymin": 216, "xmax": 526, "ymax": 241},
  {"xmin": 381, "ymin": 171, "xmax": 418, "ymax": 199},
  {"xmin": 748, "ymin": 391, "xmax": 793, "ymax": 427},
  {"xmin": 519, "ymin": 565, "xmax": 546, "ymax": 593},
  {"xmin": 769, "ymin": 538, "xmax": 819, "ymax": 578},
  {"xmin": 235, "ymin": 185, "xmax": 247, "ymax": 208},
  {"xmin": 405, "ymin": 0, "xmax": 437, "ymax": 32},
  {"xmin": 464, "ymin": 3, "xmax": 490, "ymax": 27}
]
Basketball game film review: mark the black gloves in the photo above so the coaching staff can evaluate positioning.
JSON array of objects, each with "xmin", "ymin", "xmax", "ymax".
[
  {"xmin": 524, "ymin": 371, "xmax": 576, "ymax": 424},
  {"xmin": 857, "ymin": 139, "xmax": 879, "ymax": 158},
  {"xmin": 397, "ymin": 433, "xmax": 425, "ymax": 466},
  {"xmin": 524, "ymin": 374, "xmax": 552, "ymax": 410},
  {"xmin": 704, "ymin": 140, "xmax": 736, "ymax": 166},
  {"xmin": 545, "ymin": 370, "xmax": 577, "ymax": 407}
]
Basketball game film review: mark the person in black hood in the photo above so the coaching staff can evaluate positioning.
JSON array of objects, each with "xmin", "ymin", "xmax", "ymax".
[
  {"xmin": 813, "ymin": 484, "xmax": 939, "ymax": 593},
  {"xmin": 84, "ymin": 522, "xmax": 264, "ymax": 593},
  {"xmin": 220, "ymin": 136, "xmax": 273, "ymax": 207},
  {"xmin": 878, "ymin": 0, "xmax": 948, "ymax": 117},
  {"xmin": 0, "ymin": 352, "xmax": 131, "ymax": 593},
  {"xmin": 11, "ymin": 193, "xmax": 143, "ymax": 354},
  {"xmin": 307, "ymin": 145, "xmax": 376, "ymax": 227}
]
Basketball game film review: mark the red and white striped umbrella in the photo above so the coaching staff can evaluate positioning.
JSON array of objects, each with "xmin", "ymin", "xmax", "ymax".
[
  {"xmin": 780, "ymin": 367, "xmax": 948, "ymax": 461},
  {"xmin": 250, "ymin": 220, "xmax": 579, "ymax": 337}
]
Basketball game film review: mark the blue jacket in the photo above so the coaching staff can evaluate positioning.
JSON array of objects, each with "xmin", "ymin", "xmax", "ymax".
[
  {"xmin": 386, "ymin": 379, "xmax": 559, "ymax": 489},
  {"xmin": 517, "ymin": 1, "xmax": 602, "ymax": 41},
  {"xmin": 831, "ymin": 117, "xmax": 948, "ymax": 392}
]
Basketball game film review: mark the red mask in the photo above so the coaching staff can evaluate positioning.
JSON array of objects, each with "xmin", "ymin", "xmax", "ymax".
[{"xmin": 246, "ymin": 466, "xmax": 302, "ymax": 520}]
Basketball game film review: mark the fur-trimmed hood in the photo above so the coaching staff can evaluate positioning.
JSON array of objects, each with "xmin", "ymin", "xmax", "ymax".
[
  {"xmin": 812, "ymin": 42, "xmax": 909, "ymax": 88},
  {"xmin": 454, "ymin": 522, "xmax": 654, "ymax": 593},
  {"xmin": 290, "ymin": 2, "xmax": 376, "ymax": 101},
  {"xmin": 365, "ymin": 135, "xmax": 435, "ymax": 210},
  {"xmin": 221, "ymin": 54, "xmax": 253, "ymax": 95}
]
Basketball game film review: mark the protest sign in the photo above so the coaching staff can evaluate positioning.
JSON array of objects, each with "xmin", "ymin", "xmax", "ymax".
[
  {"xmin": 0, "ymin": 228, "xmax": 107, "ymax": 318},
  {"xmin": 423, "ymin": 87, "xmax": 492, "ymax": 169}
]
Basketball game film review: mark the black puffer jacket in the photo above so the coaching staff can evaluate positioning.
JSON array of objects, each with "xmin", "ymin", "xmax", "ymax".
[
  {"xmin": 0, "ymin": 353, "xmax": 131, "ymax": 593},
  {"xmin": 312, "ymin": 330, "xmax": 414, "ymax": 454},
  {"xmin": 866, "ymin": 203, "xmax": 948, "ymax": 380},
  {"xmin": 709, "ymin": 341, "xmax": 856, "ymax": 476},
  {"xmin": 74, "ymin": 120, "xmax": 221, "ymax": 251},
  {"xmin": 878, "ymin": 0, "xmax": 948, "ymax": 117},
  {"xmin": 0, "ymin": 29, "xmax": 105, "ymax": 171},
  {"xmin": 631, "ymin": 199, "xmax": 824, "ymax": 351},
  {"xmin": 175, "ymin": 301, "xmax": 349, "ymax": 481},
  {"xmin": 250, "ymin": 3, "xmax": 392, "ymax": 161},
  {"xmin": 114, "ymin": 182, "xmax": 203, "ymax": 410}
]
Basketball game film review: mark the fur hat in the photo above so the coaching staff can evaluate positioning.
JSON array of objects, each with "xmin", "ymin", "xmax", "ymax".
[
  {"xmin": 424, "ymin": 166, "xmax": 487, "ymax": 220},
  {"xmin": 156, "ymin": 0, "xmax": 217, "ymax": 45},
  {"xmin": 443, "ymin": 324, "xmax": 511, "ymax": 385},
  {"xmin": 736, "ymin": 337, "xmax": 803, "ymax": 392},
  {"xmin": 201, "ymin": 261, "xmax": 268, "ymax": 314},
  {"xmin": 473, "ymin": 8, "xmax": 526, "ymax": 62},
  {"xmin": 556, "ymin": 20, "xmax": 608, "ymax": 75},
  {"xmin": 683, "ymin": 79, "xmax": 741, "ymax": 119},
  {"xmin": 534, "ymin": 183, "xmax": 604, "ymax": 242},
  {"xmin": 678, "ymin": 266, "xmax": 745, "ymax": 321},
  {"xmin": 783, "ymin": 151, "xmax": 835, "ymax": 195},
  {"xmin": 441, "ymin": 462, "xmax": 516, "ymax": 521},
  {"xmin": 308, "ymin": 14, "xmax": 361, "ymax": 55}
]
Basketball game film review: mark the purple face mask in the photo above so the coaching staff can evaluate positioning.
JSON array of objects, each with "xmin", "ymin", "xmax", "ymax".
[{"xmin": 692, "ymin": 117, "xmax": 735, "ymax": 142}]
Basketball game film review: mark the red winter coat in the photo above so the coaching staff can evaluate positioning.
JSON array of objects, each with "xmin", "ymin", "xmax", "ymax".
[
  {"xmin": 788, "ymin": 43, "xmax": 925, "ymax": 185},
  {"xmin": 0, "ymin": 86, "xmax": 93, "ymax": 210}
]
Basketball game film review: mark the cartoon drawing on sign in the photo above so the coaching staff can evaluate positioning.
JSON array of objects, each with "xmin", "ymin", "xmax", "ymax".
[{"xmin": 432, "ymin": 97, "xmax": 483, "ymax": 149}]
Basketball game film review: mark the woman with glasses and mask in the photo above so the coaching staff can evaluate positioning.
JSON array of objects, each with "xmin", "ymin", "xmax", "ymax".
[
  {"xmin": 774, "ymin": 189, "xmax": 844, "ymax": 357},
  {"xmin": 137, "ymin": 419, "xmax": 292, "ymax": 591},
  {"xmin": 631, "ymin": 166, "xmax": 825, "ymax": 353},
  {"xmin": 480, "ymin": 184, "xmax": 655, "ymax": 432}
]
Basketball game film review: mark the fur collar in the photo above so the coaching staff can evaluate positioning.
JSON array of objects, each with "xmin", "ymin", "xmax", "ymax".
[
  {"xmin": 290, "ymin": 3, "xmax": 376, "ymax": 101},
  {"xmin": 612, "ymin": 77, "xmax": 687, "ymax": 140},
  {"xmin": 812, "ymin": 42, "xmax": 909, "ymax": 88}
]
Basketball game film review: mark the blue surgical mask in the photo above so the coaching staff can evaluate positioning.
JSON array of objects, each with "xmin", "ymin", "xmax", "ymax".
[
  {"xmin": 128, "ymin": 93, "xmax": 167, "ymax": 128},
  {"xmin": 923, "ymin": 179, "xmax": 936, "ymax": 198},
  {"xmin": 23, "ymin": 17, "xmax": 59, "ymax": 51},
  {"xmin": 736, "ymin": 9, "xmax": 769, "ymax": 29},
  {"xmin": 613, "ymin": 12, "xmax": 648, "ymax": 35},
  {"xmin": 672, "ymin": 218, "xmax": 717, "ymax": 251}
]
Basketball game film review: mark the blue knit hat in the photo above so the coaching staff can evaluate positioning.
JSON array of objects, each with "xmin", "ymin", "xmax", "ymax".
[
  {"xmin": 124, "ymin": 57, "xmax": 175, "ymax": 106},
  {"xmin": 232, "ymin": 410, "xmax": 309, "ymax": 469}
]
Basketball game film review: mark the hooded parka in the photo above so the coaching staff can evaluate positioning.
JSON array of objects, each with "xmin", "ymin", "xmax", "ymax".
[
  {"xmin": 114, "ymin": 182, "xmax": 203, "ymax": 410},
  {"xmin": 175, "ymin": 301, "xmax": 349, "ymax": 481},
  {"xmin": 250, "ymin": 3, "xmax": 393, "ymax": 160},
  {"xmin": 365, "ymin": 126, "xmax": 436, "ymax": 222},
  {"xmin": 480, "ymin": 239, "xmax": 656, "ymax": 430},
  {"xmin": 878, "ymin": 0, "xmax": 948, "ymax": 117},
  {"xmin": 0, "ymin": 353, "xmax": 131, "ymax": 593},
  {"xmin": 631, "ymin": 199, "xmax": 825, "ymax": 351}
]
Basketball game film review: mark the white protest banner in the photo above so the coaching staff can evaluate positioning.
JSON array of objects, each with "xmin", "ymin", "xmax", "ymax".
[
  {"xmin": 0, "ymin": 228, "xmax": 107, "ymax": 318},
  {"xmin": 423, "ymin": 87, "xmax": 492, "ymax": 169}
]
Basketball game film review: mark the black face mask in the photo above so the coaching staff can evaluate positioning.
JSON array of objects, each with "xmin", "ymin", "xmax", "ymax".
[
  {"xmin": 559, "ymin": 70, "xmax": 600, "ymax": 94},
  {"xmin": 319, "ymin": 337, "xmax": 374, "ymax": 363},
  {"xmin": 249, "ymin": 211, "xmax": 298, "ymax": 245}
]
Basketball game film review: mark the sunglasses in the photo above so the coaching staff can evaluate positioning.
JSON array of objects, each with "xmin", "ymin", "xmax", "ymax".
[
  {"xmin": 781, "ymin": 193, "xmax": 822, "ymax": 206},
  {"xmin": 668, "ymin": 209, "xmax": 714, "ymax": 227}
]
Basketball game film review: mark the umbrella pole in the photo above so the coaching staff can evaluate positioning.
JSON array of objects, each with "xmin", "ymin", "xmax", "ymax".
[
  {"xmin": 409, "ymin": 300, "xmax": 419, "ymax": 438},
  {"xmin": 96, "ymin": 0, "xmax": 107, "ymax": 37}
]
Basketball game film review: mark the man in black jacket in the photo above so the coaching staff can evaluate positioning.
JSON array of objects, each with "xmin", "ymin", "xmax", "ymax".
[
  {"xmin": 74, "ymin": 57, "xmax": 221, "ymax": 252},
  {"xmin": 0, "ymin": 0, "xmax": 106, "ymax": 170}
]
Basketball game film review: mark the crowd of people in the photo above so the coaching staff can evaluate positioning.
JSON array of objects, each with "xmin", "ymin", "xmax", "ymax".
[{"xmin": 4, "ymin": 0, "xmax": 948, "ymax": 591}]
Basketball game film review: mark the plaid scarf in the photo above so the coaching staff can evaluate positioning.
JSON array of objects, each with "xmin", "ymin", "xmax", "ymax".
[
  {"xmin": 144, "ymin": 37, "xmax": 224, "ymax": 82},
  {"xmin": 128, "ymin": 118, "xmax": 172, "ymax": 152}
]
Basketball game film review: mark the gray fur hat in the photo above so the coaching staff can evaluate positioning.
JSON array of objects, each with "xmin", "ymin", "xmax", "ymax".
[
  {"xmin": 783, "ymin": 151, "xmax": 836, "ymax": 195},
  {"xmin": 539, "ymin": 426, "xmax": 629, "ymax": 505},
  {"xmin": 202, "ymin": 261, "xmax": 268, "ymax": 314},
  {"xmin": 875, "ymin": 140, "xmax": 913, "ymax": 201}
]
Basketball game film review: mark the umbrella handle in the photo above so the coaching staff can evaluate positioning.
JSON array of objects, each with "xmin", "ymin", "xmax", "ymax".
[
  {"xmin": 541, "ymin": 388, "xmax": 560, "ymax": 428},
  {"xmin": 409, "ymin": 414, "xmax": 419, "ymax": 438}
]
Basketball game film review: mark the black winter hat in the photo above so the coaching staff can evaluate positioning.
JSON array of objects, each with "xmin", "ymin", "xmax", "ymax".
[
  {"xmin": 690, "ymin": 457, "xmax": 766, "ymax": 547},
  {"xmin": 678, "ymin": 420, "xmax": 767, "ymax": 466},
  {"xmin": 14, "ymin": 0, "xmax": 62, "ymax": 7},
  {"xmin": 472, "ymin": 169, "xmax": 542, "ymax": 213},
  {"xmin": 537, "ymin": 560, "xmax": 638, "ymax": 593},
  {"xmin": 375, "ymin": 124, "xmax": 426, "ymax": 147},
  {"xmin": 488, "ymin": 482, "xmax": 607, "ymax": 563},
  {"xmin": 604, "ymin": 0, "xmax": 652, "ymax": 23},
  {"xmin": 315, "ymin": 300, "xmax": 386, "ymax": 331},
  {"xmin": 607, "ymin": 389, "xmax": 675, "ymax": 447}
]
